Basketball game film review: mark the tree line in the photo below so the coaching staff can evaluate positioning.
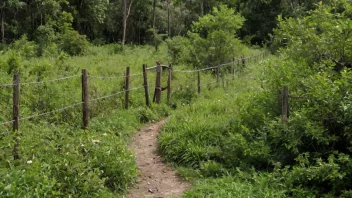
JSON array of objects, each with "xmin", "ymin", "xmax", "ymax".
[{"xmin": 1, "ymin": 0, "xmax": 324, "ymax": 48}]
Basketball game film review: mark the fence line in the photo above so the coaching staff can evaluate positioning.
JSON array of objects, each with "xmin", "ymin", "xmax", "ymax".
[
  {"xmin": 0, "ymin": 83, "xmax": 17, "ymax": 88},
  {"xmin": 0, "ymin": 119, "xmax": 15, "ymax": 126},
  {"xmin": 0, "ymin": 50, "xmax": 269, "ymax": 159},
  {"xmin": 20, "ymin": 102, "xmax": 83, "ymax": 121},
  {"xmin": 173, "ymin": 52, "xmax": 266, "ymax": 74},
  {"xmin": 90, "ymin": 86, "xmax": 144, "ymax": 102},
  {"xmin": 88, "ymin": 73, "xmax": 143, "ymax": 79},
  {"xmin": 199, "ymin": 81, "xmax": 218, "ymax": 87},
  {"xmin": 20, "ymin": 75, "xmax": 81, "ymax": 86}
]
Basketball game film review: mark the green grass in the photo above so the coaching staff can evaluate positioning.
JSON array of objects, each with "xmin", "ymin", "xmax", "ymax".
[
  {"xmin": 184, "ymin": 177, "xmax": 287, "ymax": 198},
  {"xmin": 0, "ymin": 41, "xmax": 267, "ymax": 197},
  {"xmin": 157, "ymin": 54, "xmax": 287, "ymax": 197}
]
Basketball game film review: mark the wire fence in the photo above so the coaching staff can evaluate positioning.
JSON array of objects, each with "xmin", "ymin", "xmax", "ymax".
[{"xmin": 0, "ymin": 51, "xmax": 269, "ymax": 131}]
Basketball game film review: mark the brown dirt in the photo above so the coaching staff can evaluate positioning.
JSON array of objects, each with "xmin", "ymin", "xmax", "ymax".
[{"xmin": 126, "ymin": 120, "xmax": 190, "ymax": 198}]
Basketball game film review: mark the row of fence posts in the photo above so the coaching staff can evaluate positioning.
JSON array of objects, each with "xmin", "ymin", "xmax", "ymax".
[
  {"xmin": 7, "ymin": 52, "xmax": 272, "ymax": 159},
  {"xmin": 10, "ymin": 52, "xmax": 270, "ymax": 132}
]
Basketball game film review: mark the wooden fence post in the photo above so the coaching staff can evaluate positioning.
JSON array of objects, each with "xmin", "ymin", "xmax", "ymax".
[
  {"xmin": 167, "ymin": 64, "xmax": 172, "ymax": 103},
  {"xmin": 143, "ymin": 64, "xmax": 150, "ymax": 106},
  {"xmin": 82, "ymin": 69, "xmax": 89, "ymax": 129},
  {"xmin": 282, "ymin": 86, "xmax": 289, "ymax": 124},
  {"xmin": 155, "ymin": 62, "xmax": 162, "ymax": 104},
  {"xmin": 124, "ymin": 67, "xmax": 130, "ymax": 109},
  {"xmin": 12, "ymin": 73, "xmax": 20, "ymax": 160},
  {"xmin": 232, "ymin": 58, "xmax": 235, "ymax": 80},
  {"xmin": 197, "ymin": 71, "xmax": 201, "ymax": 93},
  {"xmin": 216, "ymin": 66, "xmax": 220, "ymax": 84}
]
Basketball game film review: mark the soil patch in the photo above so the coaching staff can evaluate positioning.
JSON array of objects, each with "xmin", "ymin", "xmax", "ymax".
[{"xmin": 126, "ymin": 120, "xmax": 190, "ymax": 198}]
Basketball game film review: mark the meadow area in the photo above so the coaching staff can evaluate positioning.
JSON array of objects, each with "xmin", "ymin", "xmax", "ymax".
[{"xmin": 0, "ymin": 42, "xmax": 267, "ymax": 197}]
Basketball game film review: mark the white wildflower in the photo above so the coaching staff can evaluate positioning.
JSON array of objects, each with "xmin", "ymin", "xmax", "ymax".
[{"xmin": 92, "ymin": 139, "xmax": 100, "ymax": 144}]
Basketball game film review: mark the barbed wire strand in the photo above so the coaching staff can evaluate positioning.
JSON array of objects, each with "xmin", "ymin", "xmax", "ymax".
[
  {"xmin": 20, "ymin": 75, "xmax": 81, "ymax": 86},
  {"xmin": 90, "ymin": 86, "xmax": 144, "ymax": 102},
  {"xmin": 146, "ymin": 66, "xmax": 157, "ymax": 70},
  {"xmin": 173, "ymin": 52, "xmax": 266, "ymax": 74},
  {"xmin": 200, "ymin": 81, "xmax": 218, "ymax": 87},
  {"xmin": 0, "ymin": 119, "xmax": 15, "ymax": 126},
  {"xmin": 19, "ymin": 102, "xmax": 83, "ymax": 121},
  {"xmin": 88, "ymin": 73, "xmax": 143, "ymax": 79},
  {"xmin": 0, "ymin": 83, "xmax": 16, "ymax": 88}
]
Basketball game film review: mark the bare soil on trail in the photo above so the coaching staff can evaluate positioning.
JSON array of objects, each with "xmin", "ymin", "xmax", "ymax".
[{"xmin": 126, "ymin": 120, "xmax": 190, "ymax": 198}]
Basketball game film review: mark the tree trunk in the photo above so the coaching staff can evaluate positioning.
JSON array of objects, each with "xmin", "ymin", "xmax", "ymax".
[
  {"xmin": 167, "ymin": 0, "xmax": 170, "ymax": 39},
  {"xmin": 122, "ymin": 0, "xmax": 133, "ymax": 49},
  {"xmin": 122, "ymin": 0, "xmax": 127, "ymax": 48},
  {"xmin": 152, "ymin": 0, "xmax": 157, "ymax": 51},
  {"xmin": 200, "ymin": 0, "xmax": 204, "ymax": 17},
  {"xmin": 1, "ymin": 10, "xmax": 4, "ymax": 44}
]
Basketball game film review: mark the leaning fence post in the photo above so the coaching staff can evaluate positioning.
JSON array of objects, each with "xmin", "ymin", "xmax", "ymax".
[
  {"xmin": 155, "ymin": 62, "xmax": 162, "ymax": 104},
  {"xmin": 197, "ymin": 71, "xmax": 201, "ymax": 93},
  {"xmin": 143, "ymin": 64, "xmax": 150, "ymax": 106},
  {"xmin": 82, "ymin": 69, "xmax": 89, "ymax": 129},
  {"xmin": 167, "ymin": 63, "xmax": 172, "ymax": 103},
  {"xmin": 282, "ymin": 86, "xmax": 289, "ymax": 124},
  {"xmin": 12, "ymin": 73, "xmax": 20, "ymax": 160},
  {"xmin": 124, "ymin": 67, "xmax": 130, "ymax": 109}
]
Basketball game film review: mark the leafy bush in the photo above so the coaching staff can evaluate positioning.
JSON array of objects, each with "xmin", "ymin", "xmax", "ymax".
[
  {"xmin": 58, "ymin": 31, "xmax": 90, "ymax": 56},
  {"xmin": 9, "ymin": 35, "xmax": 38, "ymax": 59},
  {"xmin": 187, "ymin": 5, "xmax": 245, "ymax": 68}
]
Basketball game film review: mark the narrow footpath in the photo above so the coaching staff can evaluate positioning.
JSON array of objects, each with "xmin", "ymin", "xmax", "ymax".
[{"xmin": 126, "ymin": 120, "xmax": 190, "ymax": 198}]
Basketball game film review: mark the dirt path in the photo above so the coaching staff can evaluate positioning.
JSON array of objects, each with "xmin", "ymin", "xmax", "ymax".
[{"xmin": 126, "ymin": 120, "xmax": 190, "ymax": 198}]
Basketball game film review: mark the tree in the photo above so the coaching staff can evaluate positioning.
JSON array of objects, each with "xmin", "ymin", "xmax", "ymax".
[
  {"xmin": 0, "ymin": 0, "xmax": 25, "ymax": 43},
  {"xmin": 122, "ymin": 0, "xmax": 133, "ymax": 48},
  {"xmin": 187, "ymin": 5, "xmax": 244, "ymax": 68}
]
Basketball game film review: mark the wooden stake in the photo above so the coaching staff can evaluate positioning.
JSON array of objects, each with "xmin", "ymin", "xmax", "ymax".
[
  {"xmin": 143, "ymin": 64, "xmax": 150, "ymax": 106},
  {"xmin": 282, "ymin": 86, "xmax": 289, "ymax": 124},
  {"xmin": 197, "ymin": 71, "xmax": 201, "ymax": 94},
  {"xmin": 124, "ymin": 67, "xmax": 130, "ymax": 109},
  {"xmin": 216, "ymin": 66, "xmax": 220, "ymax": 84},
  {"xmin": 232, "ymin": 58, "xmax": 235, "ymax": 80},
  {"xmin": 155, "ymin": 63, "xmax": 162, "ymax": 104},
  {"xmin": 12, "ymin": 73, "xmax": 20, "ymax": 160},
  {"xmin": 82, "ymin": 69, "xmax": 89, "ymax": 129},
  {"xmin": 167, "ymin": 64, "xmax": 172, "ymax": 103}
]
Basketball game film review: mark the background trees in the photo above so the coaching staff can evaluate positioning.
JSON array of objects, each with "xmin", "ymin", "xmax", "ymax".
[{"xmin": 0, "ymin": 0, "xmax": 335, "ymax": 50}]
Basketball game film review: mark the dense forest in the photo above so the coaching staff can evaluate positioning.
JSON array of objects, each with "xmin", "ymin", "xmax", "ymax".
[{"xmin": 1, "ymin": 0, "xmax": 325, "ymax": 49}]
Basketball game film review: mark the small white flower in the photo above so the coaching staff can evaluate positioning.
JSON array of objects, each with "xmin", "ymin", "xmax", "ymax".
[
  {"xmin": 26, "ymin": 160, "xmax": 32, "ymax": 164},
  {"xmin": 4, "ymin": 184, "xmax": 11, "ymax": 191},
  {"xmin": 92, "ymin": 139, "xmax": 100, "ymax": 144},
  {"xmin": 81, "ymin": 144, "xmax": 84, "ymax": 147},
  {"xmin": 102, "ymin": 133, "xmax": 108, "ymax": 136}
]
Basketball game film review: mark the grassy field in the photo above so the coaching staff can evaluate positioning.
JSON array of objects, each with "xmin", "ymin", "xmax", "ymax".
[
  {"xmin": 0, "ymin": 42, "xmax": 264, "ymax": 197},
  {"xmin": 157, "ymin": 54, "xmax": 290, "ymax": 197}
]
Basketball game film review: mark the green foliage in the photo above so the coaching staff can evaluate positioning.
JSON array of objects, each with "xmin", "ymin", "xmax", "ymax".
[
  {"xmin": 9, "ymin": 35, "xmax": 38, "ymax": 58},
  {"xmin": 187, "ymin": 5, "xmax": 245, "ymax": 67},
  {"xmin": 166, "ymin": 36, "xmax": 191, "ymax": 64},
  {"xmin": 0, "ymin": 44, "xmax": 173, "ymax": 197},
  {"xmin": 58, "ymin": 30, "xmax": 89, "ymax": 56},
  {"xmin": 159, "ymin": 2, "xmax": 352, "ymax": 197},
  {"xmin": 184, "ymin": 177, "xmax": 287, "ymax": 198},
  {"xmin": 5, "ymin": 50, "xmax": 22, "ymax": 74}
]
